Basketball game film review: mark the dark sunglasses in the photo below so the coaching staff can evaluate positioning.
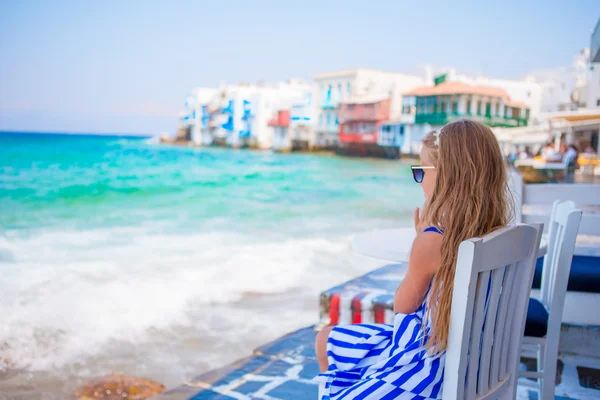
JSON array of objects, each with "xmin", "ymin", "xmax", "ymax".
[{"xmin": 411, "ymin": 165, "xmax": 436, "ymax": 183}]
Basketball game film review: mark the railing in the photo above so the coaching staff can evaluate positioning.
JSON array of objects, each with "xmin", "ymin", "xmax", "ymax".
[
  {"xmin": 339, "ymin": 132, "xmax": 378, "ymax": 144},
  {"xmin": 321, "ymin": 98, "xmax": 338, "ymax": 110},
  {"xmin": 415, "ymin": 112, "xmax": 528, "ymax": 127}
]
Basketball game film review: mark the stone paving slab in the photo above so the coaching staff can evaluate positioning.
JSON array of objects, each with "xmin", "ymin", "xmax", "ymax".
[{"xmin": 152, "ymin": 327, "xmax": 319, "ymax": 400}]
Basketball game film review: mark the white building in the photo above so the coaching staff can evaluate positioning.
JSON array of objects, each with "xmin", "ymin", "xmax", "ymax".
[
  {"xmin": 179, "ymin": 88, "xmax": 217, "ymax": 145},
  {"xmin": 270, "ymin": 89, "xmax": 319, "ymax": 152},
  {"xmin": 313, "ymin": 69, "xmax": 425, "ymax": 148},
  {"xmin": 191, "ymin": 80, "xmax": 311, "ymax": 149},
  {"xmin": 524, "ymin": 49, "xmax": 591, "ymax": 113}
]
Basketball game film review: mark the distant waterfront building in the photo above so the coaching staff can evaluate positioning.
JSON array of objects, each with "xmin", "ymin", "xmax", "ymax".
[
  {"xmin": 185, "ymin": 80, "xmax": 311, "ymax": 149},
  {"xmin": 179, "ymin": 88, "xmax": 217, "ymax": 145},
  {"xmin": 337, "ymin": 96, "xmax": 392, "ymax": 157},
  {"xmin": 269, "ymin": 89, "xmax": 317, "ymax": 152},
  {"xmin": 394, "ymin": 79, "xmax": 531, "ymax": 155},
  {"xmin": 269, "ymin": 110, "xmax": 292, "ymax": 151},
  {"xmin": 418, "ymin": 67, "xmax": 543, "ymax": 119},
  {"xmin": 313, "ymin": 69, "xmax": 424, "ymax": 152},
  {"xmin": 526, "ymin": 50, "xmax": 591, "ymax": 113}
]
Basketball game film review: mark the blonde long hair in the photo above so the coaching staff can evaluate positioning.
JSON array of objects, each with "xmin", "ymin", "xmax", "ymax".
[{"xmin": 422, "ymin": 119, "xmax": 513, "ymax": 353}]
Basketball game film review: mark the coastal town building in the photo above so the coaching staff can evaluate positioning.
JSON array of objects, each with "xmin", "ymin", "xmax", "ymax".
[
  {"xmin": 314, "ymin": 69, "xmax": 424, "ymax": 153},
  {"xmin": 379, "ymin": 78, "xmax": 531, "ymax": 156},
  {"xmin": 314, "ymin": 69, "xmax": 424, "ymax": 157},
  {"xmin": 526, "ymin": 50, "xmax": 592, "ymax": 113},
  {"xmin": 185, "ymin": 80, "xmax": 311, "ymax": 149},
  {"xmin": 270, "ymin": 90, "xmax": 317, "ymax": 152}
]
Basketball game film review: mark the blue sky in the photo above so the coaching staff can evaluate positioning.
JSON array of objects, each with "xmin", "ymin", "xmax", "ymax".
[{"xmin": 0, "ymin": 0, "xmax": 598, "ymax": 135}]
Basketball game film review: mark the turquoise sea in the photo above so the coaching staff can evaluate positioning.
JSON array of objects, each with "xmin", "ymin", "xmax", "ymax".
[{"xmin": 0, "ymin": 132, "xmax": 423, "ymax": 397}]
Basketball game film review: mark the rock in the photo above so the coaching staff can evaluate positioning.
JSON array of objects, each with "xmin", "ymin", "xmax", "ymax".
[{"xmin": 73, "ymin": 373, "xmax": 165, "ymax": 400}]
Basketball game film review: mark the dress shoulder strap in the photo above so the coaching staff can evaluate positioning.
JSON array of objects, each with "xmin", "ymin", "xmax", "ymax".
[{"xmin": 424, "ymin": 226, "xmax": 443, "ymax": 234}]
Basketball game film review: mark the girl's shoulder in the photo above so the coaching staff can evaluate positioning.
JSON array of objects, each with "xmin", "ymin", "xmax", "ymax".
[{"xmin": 410, "ymin": 228, "xmax": 443, "ymax": 275}]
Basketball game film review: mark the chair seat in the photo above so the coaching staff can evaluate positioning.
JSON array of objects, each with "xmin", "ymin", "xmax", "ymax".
[
  {"xmin": 525, "ymin": 298, "xmax": 549, "ymax": 338},
  {"xmin": 532, "ymin": 255, "xmax": 600, "ymax": 293}
]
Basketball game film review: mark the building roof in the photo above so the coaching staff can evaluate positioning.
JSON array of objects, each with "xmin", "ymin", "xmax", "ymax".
[
  {"xmin": 547, "ymin": 109, "xmax": 600, "ymax": 122},
  {"xmin": 505, "ymin": 99, "xmax": 530, "ymax": 109},
  {"xmin": 404, "ymin": 81, "xmax": 531, "ymax": 109},
  {"xmin": 313, "ymin": 69, "xmax": 360, "ymax": 80},
  {"xmin": 313, "ymin": 68, "xmax": 421, "ymax": 81},
  {"xmin": 405, "ymin": 82, "xmax": 511, "ymax": 101}
]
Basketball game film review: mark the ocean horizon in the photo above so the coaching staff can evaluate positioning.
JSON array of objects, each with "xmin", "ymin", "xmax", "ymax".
[{"xmin": 0, "ymin": 131, "xmax": 423, "ymax": 398}]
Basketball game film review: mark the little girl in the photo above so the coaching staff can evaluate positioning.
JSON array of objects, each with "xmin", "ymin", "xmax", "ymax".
[{"xmin": 315, "ymin": 119, "xmax": 512, "ymax": 399}]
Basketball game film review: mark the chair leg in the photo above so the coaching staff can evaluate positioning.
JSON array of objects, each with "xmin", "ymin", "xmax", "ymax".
[{"xmin": 540, "ymin": 346, "xmax": 558, "ymax": 400}]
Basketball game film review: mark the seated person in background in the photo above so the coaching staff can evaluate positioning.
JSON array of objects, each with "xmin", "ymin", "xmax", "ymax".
[
  {"xmin": 315, "ymin": 120, "xmax": 512, "ymax": 399},
  {"xmin": 583, "ymin": 143, "xmax": 596, "ymax": 155},
  {"xmin": 518, "ymin": 146, "xmax": 533, "ymax": 160},
  {"xmin": 542, "ymin": 142, "xmax": 562, "ymax": 162},
  {"xmin": 564, "ymin": 144, "xmax": 578, "ymax": 165},
  {"xmin": 563, "ymin": 144, "xmax": 578, "ymax": 183}
]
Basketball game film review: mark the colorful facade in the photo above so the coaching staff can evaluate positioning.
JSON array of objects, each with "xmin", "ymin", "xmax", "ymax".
[
  {"xmin": 403, "ymin": 81, "xmax": 530, "ymax": 128},
  {"xmin": 269, "ymin": 110, "xmax": 292, "ymax": 152},
  {"xmin": 338, "ymin": 98, "xmax": 404, "ymax": 158}
]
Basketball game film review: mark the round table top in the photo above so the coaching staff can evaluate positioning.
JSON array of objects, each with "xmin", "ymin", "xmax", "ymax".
[{"xmin": 351, "ymin": 227, "xmax": 548, "ymax": 263}]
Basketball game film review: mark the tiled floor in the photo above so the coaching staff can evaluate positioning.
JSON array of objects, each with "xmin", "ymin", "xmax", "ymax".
[{"xmin": 152, "ymin": 327, "xmax": 320, "ymax": 400}]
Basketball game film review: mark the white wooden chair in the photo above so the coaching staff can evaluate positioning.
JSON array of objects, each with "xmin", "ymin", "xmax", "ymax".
[
  {"xmin": 519, "ymin": 201, "xmax": 583, "ymax": 400},
  {"xmin": 443, "ymin": 224, "xmax": 543, "ymax": 400}
]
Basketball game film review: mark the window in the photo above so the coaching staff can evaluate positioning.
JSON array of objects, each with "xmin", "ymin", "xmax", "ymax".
[
  {"xmin": 347, "ymin": 82, "xmax": 351, "ymax": 97},
  {"xmin": 496, "ymin": 103, "xmax": 500, "ymax": 116},
  {"xmin": 327, "ymin": 113, "xmax": 331, "ymax": 125},
  {"xmin": 452, "ymin": 102, "xmax": 458, "ymax": 114},
  {"xmin": 527, "ymin": 91, "xmax": 531, "ymax": 98},
  {"xmin": 477, "ymin": 101, "xmax": 482, "ymax": 115},
  {"xmin": 438, "ymin": 102, "xmax": 445, "ymax": 113},
  {"xmin": 597, "ymin": 99, "xmax": 600, "ymax": 107},
  {"xmin": 466, "ymin": 100, "xmax": 471, "ymax": 114},
  {"xmin": 338, "ymin": 84, "xmax": 343, "ymax": 100}
]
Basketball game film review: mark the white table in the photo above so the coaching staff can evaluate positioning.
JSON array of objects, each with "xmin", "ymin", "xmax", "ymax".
[{"xmin": 352, "ymin": 227, "xmax": 548, "ymax": 263}]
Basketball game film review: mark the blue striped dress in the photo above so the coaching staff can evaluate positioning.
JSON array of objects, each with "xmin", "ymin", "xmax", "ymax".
[{"xmin": 316, "ymin": 227, "xmax": 445, "ymax": 399}]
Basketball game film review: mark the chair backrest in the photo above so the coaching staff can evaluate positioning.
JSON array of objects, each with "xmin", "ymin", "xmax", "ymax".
[
  {"xmin": 539, "ymin": 201, "xmax": 582, "ymax": 338},
  {"xmin": 443, "ymin": 224, "xmax": 543, "ymax": 400}
]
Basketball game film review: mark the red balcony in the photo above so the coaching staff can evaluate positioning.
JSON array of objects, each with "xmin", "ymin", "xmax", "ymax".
[
  {"xmin": 339, "ymin": 122, "xmax": 379, "ymax": 144},
  {"xmin": 338, "ymin": 99, "xmax": 390, "ymax": 124},
  {"xmin": 268, "ymin": 110, "xmax": 291, "ymax": 127}
]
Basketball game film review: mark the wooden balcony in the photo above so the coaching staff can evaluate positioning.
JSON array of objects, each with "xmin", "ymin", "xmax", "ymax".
[
  {"xmin": 268, "ymin": 110, "xmax": 291, "ymax": 127},
  {"xmin": 338, "ymin": 99, "xmax": 390, "ymax": 124}
]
